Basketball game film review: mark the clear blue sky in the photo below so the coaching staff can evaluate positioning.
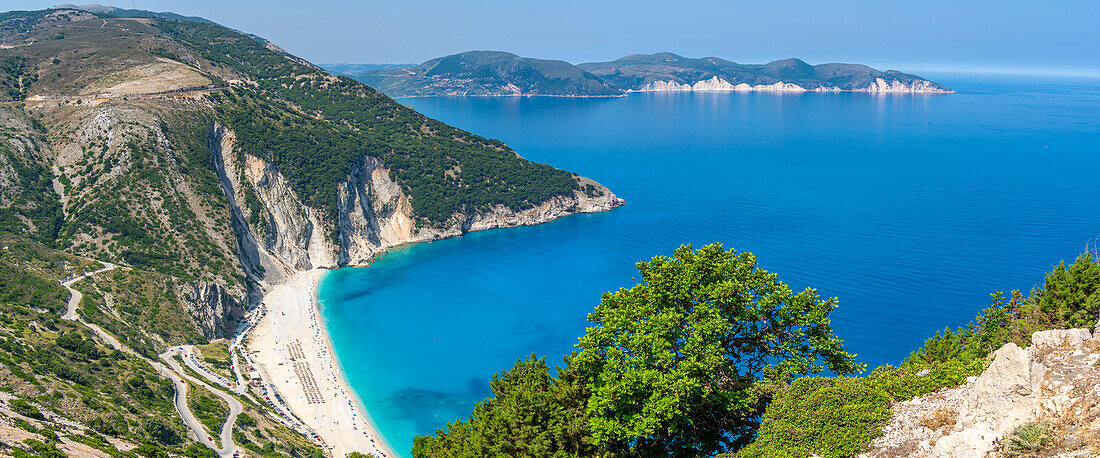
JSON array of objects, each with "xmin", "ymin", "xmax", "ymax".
[{"xmin": 10, "ymin": 0, "xmax": 1100, "ymax": 75}]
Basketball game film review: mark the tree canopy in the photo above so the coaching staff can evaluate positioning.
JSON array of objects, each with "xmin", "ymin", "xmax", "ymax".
[
  {"xmin": 414, "ymin": 243, "xmax": 859, "ymax": 456},
  {"xmin": 575, "ymin": 243, "xmax": 860, "ymax": 455}
]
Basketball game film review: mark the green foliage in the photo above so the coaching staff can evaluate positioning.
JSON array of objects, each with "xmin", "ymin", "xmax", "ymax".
[
  {"xmin": 74, "ymin": 268, "xmax": 204, "ymax": 355},
  {"xmin": 154, "ymin": 20, "xmax": 580, "ymax": 226},
  {"xmin": 905, "ymin": 292, "xmax": 1017, "ymax": 368},
  {"xmin": 417, "ymin": 244, "xmax": 857, "ymax": 457},
  {"xmin": 737, "ymin": 252, "xmax": 1100, "ymax": 458},
  {"xmin": 9, "ymin": 398, "xmax": 43, "ymax": 420},
  {"xmin": 133, "ymin": 441, "xmax": 171, "ymax": 458},
  {"xmin": 0, "ymin": 236, "xmax": 195, "ymax": 450},
  {"xmin": 575, "ymin": 243, "xmax": 859, "ymax": 455},
  {"xmin": 1003, "ymin": 422, "xmax": 1053, "ymax": 456},
  {"xmin": 738, "ymin": 377, "xmax": 890, "ymax": 458},
  {"xmin": 21, "ymin": 439, "xmax": 66, "ymax": 458},
  {"xmin": 0, "ymin": 261, "xmax": 68, "ymax": 314},
  {"xmin": 189, "ymin": 391, "xmax": 228, "ymax": 438},
  {"xmin": 55, "ymin": 331, "xmax": 103, "ymax": 359},
  {"xmin": 735, "ymin": 356, "xmax": 984, "ymax": 458},
  {"xmin": 412, "ymin": 355, "xmax": 593, "ymax": 458},
  {"xmin": 184, "ymin": 443, "xmax": 220, "ymax": 458},
  {"xmin": 0, "ymin": 56, "xmax": 37, "ymax": 101},
  {"xmin": 1025, "ymin": 253, "xmax": 1100, "ymax": 329},
  {"xmin": 0, "ymin": 126, "xmax": 62, "ymax": 243},
  {"xmin": 143, "ymin": 418, "xmax": 182, "ymax": 446}
]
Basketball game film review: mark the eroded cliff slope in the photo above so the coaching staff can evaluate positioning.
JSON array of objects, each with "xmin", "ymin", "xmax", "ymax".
[{"xmin": 0, "ymin": 9, "xmax": 621, "ymax": 348}]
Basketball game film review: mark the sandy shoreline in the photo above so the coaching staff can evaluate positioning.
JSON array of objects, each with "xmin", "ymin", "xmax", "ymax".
[{"xmin": 247, "ymin": 269, "xmax": 395, "ymax": 458}]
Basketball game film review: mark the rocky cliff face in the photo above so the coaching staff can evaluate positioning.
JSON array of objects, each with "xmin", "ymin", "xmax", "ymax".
[
  {"xmin": 209, "ymin": 124, "xmax": 623, "ymax": 290},
  {"xmin": 636, "ymin": 76, "xmax": 952, "ymax": 94},
  {"xmin": 182, "ymin": 281, "xmax": 245, "ymax": 339},
  {"xmin": 865, "ymin": 328, "xmax": 1100, "ymax": 457}
]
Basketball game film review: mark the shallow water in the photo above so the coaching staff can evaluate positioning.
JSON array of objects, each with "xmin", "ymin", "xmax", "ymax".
[{"xmin": 320, "ymin": 73, "xmax": 1100, "ymax": 455}]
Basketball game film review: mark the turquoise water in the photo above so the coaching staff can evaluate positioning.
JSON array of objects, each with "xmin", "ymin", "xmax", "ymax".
[{"xmin": 320, "ymin": 73, "xmax": 1100, "ymax": 455}]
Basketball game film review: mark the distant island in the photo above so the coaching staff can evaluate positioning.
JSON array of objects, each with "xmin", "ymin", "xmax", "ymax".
[{"xmin": 332, "ymin": 51, "xmax": 954, "ymax": 97}]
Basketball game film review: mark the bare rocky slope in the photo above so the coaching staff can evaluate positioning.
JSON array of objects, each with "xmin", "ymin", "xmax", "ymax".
[{"xmin": 865, "ymin": 326, "xmax": 1100, "ymax": 457}]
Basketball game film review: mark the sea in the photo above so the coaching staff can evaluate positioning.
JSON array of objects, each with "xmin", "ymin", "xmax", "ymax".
[{"xmin": 319, "ymin": 73, "xmax": 1100, "ymax": 455}]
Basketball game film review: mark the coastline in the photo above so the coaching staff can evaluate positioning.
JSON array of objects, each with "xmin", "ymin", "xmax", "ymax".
[
  {"xmin": 247, "ymin": 269, "xmax": 395, "ymax": 458},
  {"xmin": 389, "ymin": 89, "xmax": 952, "ymax": 99}
]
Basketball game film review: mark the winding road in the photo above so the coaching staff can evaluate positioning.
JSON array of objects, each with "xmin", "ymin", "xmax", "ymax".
[
  {"xmin": 59, "ymin": 262, "xmax": 242, "ymax": 457},
  {"xmin": 60, "ymin": 262, "xmax": 115, "ymax": 320},
  {"xmin": 162, "ymin": 347, "xmax": 243, "ymax": 457}
]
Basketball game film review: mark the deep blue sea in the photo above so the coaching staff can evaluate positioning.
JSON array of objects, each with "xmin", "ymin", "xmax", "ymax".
[{"xmin": 320, "ymin": 73, "xmax": 1100, "ymax": 455}]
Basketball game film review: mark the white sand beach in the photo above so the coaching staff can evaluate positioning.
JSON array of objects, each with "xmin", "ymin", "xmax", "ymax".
[{"xmin": 247, "ymin": 269, "xmax": 394, "ymax": 458}]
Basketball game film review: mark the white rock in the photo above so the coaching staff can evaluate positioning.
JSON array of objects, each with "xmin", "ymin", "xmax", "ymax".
[
  {"xmin": 930, "ymin": 424, "xmax": 996, "ymax": 458},
  {"xmin": 1031, "ymin": 328, "xmax": 1092, "ymax": 349}
]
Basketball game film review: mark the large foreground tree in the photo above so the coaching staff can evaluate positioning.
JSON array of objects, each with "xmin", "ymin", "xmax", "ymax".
[
  {"xmin": 413, "ymin": 243, "xmax": 859, "ymax": 457},
  {"xmin": 574, "ymin": 243, "xmax": 861, "ymax": 456}
]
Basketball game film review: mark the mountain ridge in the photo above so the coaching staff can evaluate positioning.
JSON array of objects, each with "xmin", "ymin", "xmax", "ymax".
[
  {"xmin": 358, "ymin": 50, "xmax": 954, "ymax": 97},
  {"xmin": 357, "ymin": 50, "xmax": 621, "ymax": 97}
]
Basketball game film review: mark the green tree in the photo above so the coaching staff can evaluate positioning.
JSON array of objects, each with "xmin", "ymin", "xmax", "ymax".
[
  {"xmin": 1028, "ymin": 253, "xmax": 1100, "ymax": 329},
  {"xmin": 574, "ymin": 243, "xmax": 861, "ymax": 456},
  {"xmin": 411, "ymin": 355, "xmax": 593, "ymax": 457}
]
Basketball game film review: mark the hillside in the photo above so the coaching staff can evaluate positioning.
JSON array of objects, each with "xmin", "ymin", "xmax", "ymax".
[
  {"xmin": 355, "ymin": 50, "xmax": 953, "ymax": 97},
  {"xmin": 356, "ymin": 50, "xmax": 623, "ymax": 97},
  {"xmin": 578, "ymin": 52, "xmax": 953, "ymax": 93},
  {"xmin": 0, "ymin": 7, "xmax": 620, "ymax": 457},
  {"xmin": 321, "ymin": 62, "xmax": 412, "ymax": 76}
]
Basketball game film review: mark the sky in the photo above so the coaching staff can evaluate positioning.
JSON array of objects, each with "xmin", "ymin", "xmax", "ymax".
[{"xmin": 8, "ymin": 0, "xmax": 1100, "ymax": 76}]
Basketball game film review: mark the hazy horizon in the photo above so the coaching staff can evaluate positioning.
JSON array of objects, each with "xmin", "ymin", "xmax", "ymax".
[{"xmin": 8, "ymin": 0, "xmax": 1099, "ymax": 77}]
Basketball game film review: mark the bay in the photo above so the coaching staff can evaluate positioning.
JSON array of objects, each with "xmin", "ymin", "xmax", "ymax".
[{"xmin": 320, "ymin": 73, "xmax": 1100, "ymax": 455}]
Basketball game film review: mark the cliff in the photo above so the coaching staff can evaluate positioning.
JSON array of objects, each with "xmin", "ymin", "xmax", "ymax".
[
  {"xmin": 209, "ymin": 124, "xmax": 621, "ymax": 287},
  {"xmin": 865, "ymin": 327, "xmax": 1100, "ymax": 457}
]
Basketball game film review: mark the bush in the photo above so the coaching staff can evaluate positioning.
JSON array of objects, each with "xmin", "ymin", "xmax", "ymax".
[
  {"xmin": 184, "ymin": 444, "xmax": 219, "ymax": 458},
  {"xmin": 143, "ymin": 418, "xmax": 181, "ymax": 445},
  {"xmin": 9, "ymin": 399, "xmax": 43, "ymax": 420},
  {"xmin": 737, "ymin": 377, "xmax": 891, "ymax": 458},
  {"xmin": 1004, "ymin": 422, "xmax": 1053, "ymax": 456}
]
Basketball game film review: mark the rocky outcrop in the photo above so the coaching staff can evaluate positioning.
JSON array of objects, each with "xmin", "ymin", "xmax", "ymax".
[
  {"xmin": 181, "ymin": 281, "xmax": 244, "ymax": 339},
  {"xmin": 929, "ymin": 342, "xmax": 1047, "ymax": 457},
  {"xmin": 868, "ymin": 327, "xmax": 1100, "ymax": 457},
  {"xmin": 855, "ymin": 77, "xmax": 954, "ymax": 94},
  {"xmin": 637, "ymin": 77, "xmax": 810, "ymax": 93},
  {"xmin": 209, "ymin": 123, "xmax": 623, "ymax": 292},
  {"xmin": 636, "ymin": 76, "xmax": 951, "ymax": 94}
]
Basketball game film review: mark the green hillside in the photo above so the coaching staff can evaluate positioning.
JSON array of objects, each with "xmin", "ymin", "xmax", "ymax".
[
  {"xmin": 0, "ymin": 6, "xmax": 608, "ymax": 456},
  {"xmin": 358, "ymin": 50, "xmax": 623, "ymax": 97}
]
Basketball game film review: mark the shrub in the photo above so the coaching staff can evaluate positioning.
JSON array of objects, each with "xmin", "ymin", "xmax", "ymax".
[
  {"xmin": 9, "ymin": 398, "xmax": 43, "ymax": 420},
  {"xmin": 1004, "ymin": 422, "xmax": 1053, "ymax": 456},
  {"xmin": 736, "ymin": 377, "xmax": 891, "ymax": 458}
]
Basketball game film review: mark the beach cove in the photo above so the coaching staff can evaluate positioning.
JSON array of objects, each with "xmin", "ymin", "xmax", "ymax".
[{"xmin": 246, "ymin": 270, "xmax": 394, "ymax": 458}]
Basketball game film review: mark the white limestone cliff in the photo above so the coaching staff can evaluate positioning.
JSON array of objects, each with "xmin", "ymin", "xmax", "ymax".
[
  {"xmin": 636, "ymin": 76, "xmax": 953, "ymax": 94},
  {"xmin": 864, "ymin": 327, "xmax": 1100, "ymax": 457},
  {"xmin": 208, "ymin": 124, "xmax": 623, "ymax": 291}
]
